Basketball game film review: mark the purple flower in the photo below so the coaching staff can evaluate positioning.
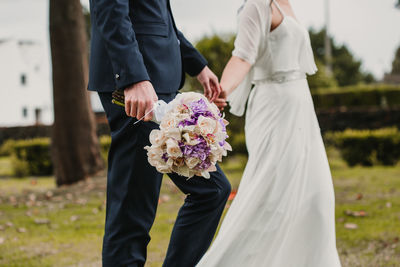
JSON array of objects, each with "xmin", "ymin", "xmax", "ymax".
[
  {"xmin": 178, "ymin": 99, "xmax": 216, "ymax": 127},
  {"xmin": 178, "ymin": 117, "xmax": 197, "ymax": 127},
  {"xmin": 189, "ymin": 99, "xmax": 208, "ymax": 114},
  {"xmin": 195, "ymin": 159, "xmax": 212, "ymax": 170},
  {"xmin": 218, "ymin": 118, "xmax": 226, "ymax": 132},
  {"xmin": 179, "ymin": 136, "xmax": 211, "ymax": 167},
  {"xmin": 162, "ymin": 153, "xmax": 169, "ymax": 162}
]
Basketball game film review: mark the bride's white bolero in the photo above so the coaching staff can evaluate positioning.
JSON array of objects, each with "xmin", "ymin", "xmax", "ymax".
[{"xmin": 227, "ymin": 0, "xmax": 317, "ymax": 117}]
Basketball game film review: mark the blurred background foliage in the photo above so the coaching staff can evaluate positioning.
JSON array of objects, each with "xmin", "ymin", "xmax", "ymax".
[
  {"xmin": 391, "ymin": 46, "xmax": 400, "ymax": 75},
  {"xmin": 308, "ymin": 28, "xmax": 375, "ymax": 86},
  {"xmin": 2, "ymin": 16, "xmax": 400, "ymax": 173}
]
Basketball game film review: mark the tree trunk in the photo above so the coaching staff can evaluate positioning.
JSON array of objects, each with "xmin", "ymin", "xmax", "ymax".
[{"xmin": 49, "ymin": 0, "xmax": 104, "ymax": 186}]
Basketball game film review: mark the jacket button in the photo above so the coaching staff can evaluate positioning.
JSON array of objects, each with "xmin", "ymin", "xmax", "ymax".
[{"xmin": 115, "ymin": 74, "xmax": 120, "ymax": 80}]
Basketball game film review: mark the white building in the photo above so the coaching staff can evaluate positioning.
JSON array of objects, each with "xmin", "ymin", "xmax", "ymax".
[
  {"xmin": 0, "ymin": 39, "xmax": 53, "ymax": 126},
  {"xmin": 0, "ymin": 38, "xmax": 103, "ymax": 127}
]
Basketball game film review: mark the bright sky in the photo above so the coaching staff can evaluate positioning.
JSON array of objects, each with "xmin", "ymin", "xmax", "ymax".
[{"xmin": 1, "ymin": 0, "xmax": 399, "ymax": 79}]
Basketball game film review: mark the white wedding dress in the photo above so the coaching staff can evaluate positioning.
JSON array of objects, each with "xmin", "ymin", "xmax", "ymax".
[{"xmin": 197, "ymin": 0, "xmax": 341, "ymax": 266}]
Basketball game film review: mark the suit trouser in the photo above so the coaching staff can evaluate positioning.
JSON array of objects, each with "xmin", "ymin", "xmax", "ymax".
[{"xmin": 98, "ymin": 92, "xmax": 231, "ymax": 267}]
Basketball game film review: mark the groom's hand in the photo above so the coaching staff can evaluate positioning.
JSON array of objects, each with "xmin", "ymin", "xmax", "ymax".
[
  {"xmin": 197, "ymin": 66, "xmax": 221, "ymax": 102},
  {"xmin": 124, "ymin": 81, "xmax": 158, "ymax": 121}
]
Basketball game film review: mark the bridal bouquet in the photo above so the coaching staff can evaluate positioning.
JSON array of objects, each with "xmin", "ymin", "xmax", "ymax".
[{"xmin": 144, "ymin": 92, "xmax": 232, "ymax": 179}]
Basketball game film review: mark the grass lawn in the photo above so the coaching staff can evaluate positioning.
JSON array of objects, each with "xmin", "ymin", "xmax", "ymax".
[{"xmin": 0, "ymin": 149, "xmax": 399, "ymax": 267}]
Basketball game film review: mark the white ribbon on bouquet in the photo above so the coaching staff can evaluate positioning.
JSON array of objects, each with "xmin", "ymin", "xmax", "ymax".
[{"xmin": 133, "ymin": 99, "xmax": 173, "ymax": 125}]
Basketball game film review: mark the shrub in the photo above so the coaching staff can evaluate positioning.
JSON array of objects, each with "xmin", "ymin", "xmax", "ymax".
[
  {"xmin": 0, "ymin": 125, "xmax": 51, "ymax": 147},
  {"xmin": 229, "ymin": 132, "xmax": 248, "ymax": 156},
  {"xmin": 308, "ymin": 59, "xmax": 338, "ymax": 90},
  {"xmin": 99, "ymin": 135, "xmax": 111, "ymax": 161},
  {"xmin": 0, "ymin": 122, "xmax": 110, "ymax": 146},
  {"xmin": 11, "ymin": 155, "xmax": 30, "ymax": 177},
  {"xmin": 312, "ymin": 85, "xmax": 400, "ymax": 109},
  {"xmin": 316, "ymin": 107, "xmax": 400, "ymax": 133},
  {"xmin": 0, "ymin": 139, "xmax": 15, "ymax": 157},
  {"xmin": 325, "ymin": 128, "xmax": 400, "ymax": 166},
  {"xmin": 11, "ymin": 138, "xmax": 53, "ymax": 177},
  {"xmin": 5, "ymin": 136, "xmax": 112, "ymax": 177}
]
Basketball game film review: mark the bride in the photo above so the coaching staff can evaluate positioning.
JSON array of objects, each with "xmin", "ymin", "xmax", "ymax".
[{"xmin": 197, "ymin": 0, "xmax": 341, "ymax": 266}]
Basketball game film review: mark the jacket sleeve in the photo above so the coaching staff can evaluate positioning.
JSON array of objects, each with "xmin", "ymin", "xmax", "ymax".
[
  {"xmin": 91, "ymin": 0, "xmax": 150, "ymax": 89},
  {"xmin": 176, "ymin": 30, "xmax": 208, "ymax": 77}
]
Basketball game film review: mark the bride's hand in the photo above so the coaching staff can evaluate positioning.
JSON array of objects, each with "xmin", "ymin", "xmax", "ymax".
[{"xmin": 213, "ymin": 86, "xmax": 228, "ymax": 111}]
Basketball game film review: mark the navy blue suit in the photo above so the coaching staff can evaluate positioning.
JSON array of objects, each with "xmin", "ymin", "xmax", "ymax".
[
  {"xmin": 88, "ymin": 0, "xmax": 231, "ymax": 266},
  {"xmin": 88, "ymin": 0, "xmax": 207, "ymax": 93}
]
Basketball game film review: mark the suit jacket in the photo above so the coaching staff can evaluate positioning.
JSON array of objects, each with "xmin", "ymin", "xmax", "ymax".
[{"xmin": 87, "ymin": 0, "xmax": 207, "ymax": 93}]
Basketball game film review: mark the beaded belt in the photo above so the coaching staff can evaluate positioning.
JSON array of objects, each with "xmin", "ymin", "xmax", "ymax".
[{"xmin": 255, "ymin": 71, "xmax": 306, "ymax": 84}]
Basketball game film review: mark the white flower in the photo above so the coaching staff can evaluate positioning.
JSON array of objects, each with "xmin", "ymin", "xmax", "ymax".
[
  {"xmin": 157, "ymin": 164, "xmax": 172, "ymax": 173},
  {"xmin": 182, "ymin": 125, "xmax": 196, "ymax": 133},
  {"xmin": 160, "ymin": 114, "xmax": 177, "ymax": 130},
  {"xmin": 166, "ymin": 139, "xmax": 183, "ymax": 158},
  {"xmin": 145, "ymin": 146, "xmax": 171, "ymax": 173},
  {"xmin": 145, "ymin": 146, "xmax": 163, "ymax": 164},
  {"xmin": 164, "ymin": 128, "xmax": 181, "ymax": 140},
  {"xmin": 185, "ymin": 157, "xmax": 201, "ymax": 169},
  {"xmin": 209, "ymin": 149, "xmax": 223, "ymax": 162},
  {"xmin": 197, "ymin": 116, "xmax": 217, "ymax": 135},
  {"xmin": 200, "ymin": 163, "xmax": 217, "ymax": 179},
  {"xmin": 182, "ymin": 133, "xmax": 200, "ymax": 146},
  {"xmin": 213, "ymin": 120, "xmax": 222, "ymax": 134},
  {"xmin": 149, "ymin": 130, "xmax": 166, "ymax": 147},
  {"xmin": 207, "ymin": 164, "xmax": 217, "ymax": 173},
  {"xmin": 224, "ymin": 141, "xmax": 232, "ymax": 151}
]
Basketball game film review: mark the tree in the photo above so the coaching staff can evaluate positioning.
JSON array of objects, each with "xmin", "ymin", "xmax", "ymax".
[
  {"xmin": 49, "ymin": 0, "xmax": 104, "ymax": 186},
  {"xmin": 391, "ymin": 46, "xmax": 400, "ymax": 75},
  {"xmin": 196, "ymin": 35, "xmax": 235, "ymax": 78},
  {"xmin": 308, "ymin": 59, "xmax": 338, "ymax": 90},
  {"xmin": 309, "ymin": 28, "xmax": 375, "ymax": 86},
  {"xmin": 183, "ymin": 34, "xmax": 235, "ymax": 92}
]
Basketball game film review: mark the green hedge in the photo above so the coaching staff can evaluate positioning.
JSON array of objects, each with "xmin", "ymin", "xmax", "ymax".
[
  {"xmin": 0, "ymin": 139, "xmax": 15, "ymax": 157},
  {"xmin": 316, "ymin": 107, "xmax": 400, "ymax": 133},
  {"xmin": 220, "ymin": 127, "xmax": 400, "ymax": 167},
  {"xmin": 5, "ymin": 136, "xmax": 112, "ymax": 177},
  {"xmin": 325, "ymin": 128, "xmax": 400, "ymax": 166},
  {"xmin": 11, "ymin": 138, "xmax": 53, "ymax": 177},
  {"xmin": 312, "ymin": 85, "xmax": 400, "ymax": 109},
  {"xmin": 0, "ymin": 122, "xmax": 111, "ymax": 146}
]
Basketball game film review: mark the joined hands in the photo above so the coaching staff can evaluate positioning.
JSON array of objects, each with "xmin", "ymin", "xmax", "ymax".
[
  {"xmin": 123, "ymin": 67, "xmax": 228, "ymax": 121},
  {"xmin": 197, "ymin": 66, "xmax": 228, "ymax": 111},
  {"xmin": 213, "ymin": 87, "xmax": 228, "ymax": 111}
]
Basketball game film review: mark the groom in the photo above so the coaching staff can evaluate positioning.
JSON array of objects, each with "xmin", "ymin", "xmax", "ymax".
[{"xmin": 87, "ymin": 0, "xmax": 231, "ymax": 266}]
